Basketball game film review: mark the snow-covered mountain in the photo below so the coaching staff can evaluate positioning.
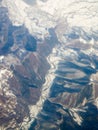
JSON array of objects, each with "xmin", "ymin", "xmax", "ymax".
[
  {"xmin": 0, "ymin": 0, "xmax": 98, "ymax": 130},
  {"xmin": 1, "ymin": 0, "xmax": 98, "ymax": 40}
]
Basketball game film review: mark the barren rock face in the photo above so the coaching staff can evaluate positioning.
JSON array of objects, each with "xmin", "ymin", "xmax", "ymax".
[{"xmin": 0, "ymin": 68, "xmax": 28, "ymax": 129}]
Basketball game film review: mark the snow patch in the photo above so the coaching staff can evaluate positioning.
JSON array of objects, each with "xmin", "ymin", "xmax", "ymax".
[{"xmin": 2, "ymin": 0, "xmax": 98, "ymax": 41}]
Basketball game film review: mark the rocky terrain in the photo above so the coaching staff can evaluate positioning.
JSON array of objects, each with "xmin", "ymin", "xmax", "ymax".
[
  {"xmin": 0, "ymin": 0, "xmax": 98, "ymax": 130},
  {"xmin": 0, "ymin": 5, "xmax": 58, "ymax": 129}
]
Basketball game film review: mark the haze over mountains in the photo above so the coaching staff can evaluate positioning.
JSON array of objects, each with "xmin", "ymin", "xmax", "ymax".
[{"xmin": 0, "ymin": 0, "xmax": 98, "ymax": 129}]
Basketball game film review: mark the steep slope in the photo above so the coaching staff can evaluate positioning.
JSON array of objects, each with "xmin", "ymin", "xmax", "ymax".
[
  {"xmin": 0, "ymin": 0, "xmax": 98, "ymax": 130},
  {"xmin": 0, "ymin": 4, "xmax": 58, "ymax": 129}
]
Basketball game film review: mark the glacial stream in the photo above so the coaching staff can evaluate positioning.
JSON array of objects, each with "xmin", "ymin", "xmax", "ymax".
[{"xmin": 21, "ymin": 44, "xmax": 59, "ymax": 129}]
